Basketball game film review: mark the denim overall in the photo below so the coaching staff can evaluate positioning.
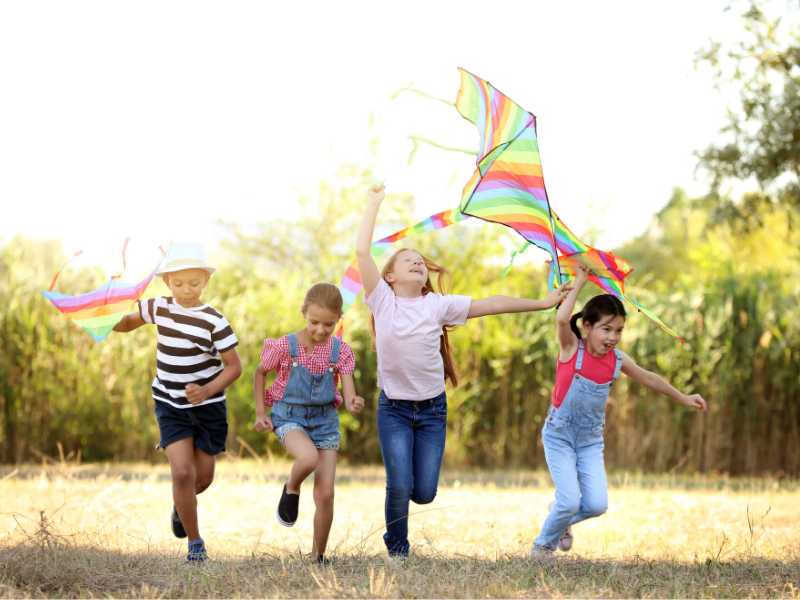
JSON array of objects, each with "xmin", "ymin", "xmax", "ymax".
[
  {"xmin": 270, "ymin": 334, "xmax": 341, "ymax": 450},
  {"xmin": 534, "ymin": 341, "xmax": 622, "ymax": 550}
]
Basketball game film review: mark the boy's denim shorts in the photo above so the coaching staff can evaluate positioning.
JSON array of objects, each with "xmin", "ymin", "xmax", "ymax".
[
  {"xmin": 154, "ymin": 399, "xmax": 228, "ymax": 455},
  {"xmin": 271, "ymin": 402, "xmax": 340, "ymax": 450}
]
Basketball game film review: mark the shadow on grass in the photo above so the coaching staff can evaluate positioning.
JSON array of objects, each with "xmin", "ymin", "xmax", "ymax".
[{"xmin": 1, "ymin": 532, "xmax": 798, "ymax": 599}]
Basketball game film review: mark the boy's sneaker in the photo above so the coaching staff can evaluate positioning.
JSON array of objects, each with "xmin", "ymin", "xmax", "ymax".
[
  {"xmin": 558, "ymin": 526, "xmax": 573, "ymax": 552},
  {"xmin": 276, "ymin": 484, "xmax": 299, "ymax": 527},
  {"xmin": 171, "ymin": 506, "xmax": 187, "ymax": 538},
  {"xmin": 186, "ymin": 539, "xmax": 208, "ymax": 562},
  {"xmin": 529, "ymin": 544, "xmax": 556, "ymax": 562}
]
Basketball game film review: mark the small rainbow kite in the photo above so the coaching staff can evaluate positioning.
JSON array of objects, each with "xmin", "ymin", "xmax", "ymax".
[{"xmin": 42, "ymin": 241, "xmax": 161, "ymax": 342}]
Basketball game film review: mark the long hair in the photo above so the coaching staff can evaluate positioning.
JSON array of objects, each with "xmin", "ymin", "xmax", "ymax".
[
  {"xmin": 370, "ymin": 248, "xmax": 459, "ymax": 387},
  {"xmin": 569, "ymin": 294, "xmax": 627, "ymax": 340}
]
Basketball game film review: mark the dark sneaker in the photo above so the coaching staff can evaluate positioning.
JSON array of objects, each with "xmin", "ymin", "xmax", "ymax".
[
  {"xmin": 187, "ymin": 539, "xmax": 208, "ymax": 562},
  {"xmin": 171, "ymin": 506, "xmax": 187, "ymax": 538},
  {"xmin": 315, "ymin": 554, "xmax": 332, "ymax": 566},
  {"xmin": 276, "ymin": 484, "xmax": 299, "ymax": 527}
]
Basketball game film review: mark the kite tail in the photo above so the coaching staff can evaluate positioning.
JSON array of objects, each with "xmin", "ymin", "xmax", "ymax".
[{"xmin": 49, "ymin": 250, "xmax": 84, "ymax": 291}]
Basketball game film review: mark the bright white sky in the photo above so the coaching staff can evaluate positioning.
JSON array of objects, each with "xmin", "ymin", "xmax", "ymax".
[{"xmin": 0, "ymin": 1, "xmax": 761, "ymax": 275}]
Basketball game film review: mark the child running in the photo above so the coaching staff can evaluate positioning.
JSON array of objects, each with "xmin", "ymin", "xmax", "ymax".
[
  {"xmin": 254, "ymin": 282, "xmax": 365, "ymax": 565},
  {"xmin": 357, "ymin": 184, "xmax": 572, "ymax": 559},
  {"xmin": 113, "ymin": 243, "xmax": 242, "ymax": 562},
  {"xmin": 530, "ymin": 265, "xmax": 707, "ymax": 557}
]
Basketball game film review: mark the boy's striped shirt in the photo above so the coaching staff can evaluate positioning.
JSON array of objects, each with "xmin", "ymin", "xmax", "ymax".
[{"xmin": 138, "ymin": 296, "xmax": 238, "ymax": 409}]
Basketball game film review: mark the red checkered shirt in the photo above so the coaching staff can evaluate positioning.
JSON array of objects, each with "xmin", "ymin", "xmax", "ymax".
[{"xmin": 260, "ymin": 335, "xmax": 356, "ymax": 407}]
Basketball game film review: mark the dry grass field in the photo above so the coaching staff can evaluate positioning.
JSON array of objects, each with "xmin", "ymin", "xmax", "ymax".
[{"xmin": 1, "ymin": 458, "xmax": 798, "ymax": 598}]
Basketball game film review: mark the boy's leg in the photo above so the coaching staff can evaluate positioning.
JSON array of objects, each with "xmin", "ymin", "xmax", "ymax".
[
  {"xmin": 283, "ymin": 429, "xmax": 320, "ymax": 492},
  {"xmin": 194, "ymin": 447, "xmax": 216, "ymax": 494},
  {"xmin": 311, "ymin": 449, "xmax": 337, "ymax": 558},
  {"xmin": 165, "ymin": 437, "xmax": 200, "ymax": 540}
]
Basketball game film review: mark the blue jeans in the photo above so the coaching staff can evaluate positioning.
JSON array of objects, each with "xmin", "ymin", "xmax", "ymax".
[{"xmin": 377, "ymin": 390, "xmax": 447, "ymax": 556}]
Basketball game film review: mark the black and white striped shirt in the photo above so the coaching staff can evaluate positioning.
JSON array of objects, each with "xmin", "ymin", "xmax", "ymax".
[{"xmin": 138, "ymin": 296, "xmax": 238, "ymax": 409}]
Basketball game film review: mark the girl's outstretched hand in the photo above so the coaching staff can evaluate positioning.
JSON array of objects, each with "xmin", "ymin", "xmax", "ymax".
[
  {"xmin": 367, "ymin": 184, "xmax": 385, "ymax": 205},
  {"xmin": 346, "ymin": 395, "xmax": 365, "ymax": 414},
  {"xmin": 254, "ymin": 415, "xmax": 274, "ymax": 433},
  {"xmin": 542, "ymin": 282, "xmax": 574, "ymax": 308},
  {"xmin": 681, "ymin": 393, "xmax": 708, "ymax": 412},
  {"xmin": 573, "ymin": 264, "xmax": 590, "ymax": 285}
]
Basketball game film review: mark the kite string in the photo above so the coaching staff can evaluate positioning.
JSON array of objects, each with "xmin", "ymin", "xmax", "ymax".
[{"xmin": 48, "ymin": 250, "xmax": 84, "ymax": 292}]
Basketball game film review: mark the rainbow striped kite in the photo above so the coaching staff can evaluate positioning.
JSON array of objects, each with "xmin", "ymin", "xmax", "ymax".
[
  {"xmin": 456, "ymin": 67, "xmax": 683, "ymax": 341},
  {"xmin": 42, "ymin": 242, "xmax": 160, "ymax": 342}
]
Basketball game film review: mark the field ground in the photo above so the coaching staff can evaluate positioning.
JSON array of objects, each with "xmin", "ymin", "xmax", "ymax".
[{"xmin": 1, "ymin": 459, "xmax": 798, "ymax": 598}]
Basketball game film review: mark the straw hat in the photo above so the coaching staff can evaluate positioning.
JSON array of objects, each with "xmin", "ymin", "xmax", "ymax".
[{"xmin": 156, "ymin": 243, "xmax": 216, "ymax": 276}]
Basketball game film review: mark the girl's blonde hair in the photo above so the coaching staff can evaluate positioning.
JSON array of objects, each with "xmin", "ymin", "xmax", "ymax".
[
  {"xmin": 371, "ymin": 248, "xmax": 459, "ymax": 387},
  {"xmin": 302, "ymin": 283, "xmax": 343, "ymax": 317}
]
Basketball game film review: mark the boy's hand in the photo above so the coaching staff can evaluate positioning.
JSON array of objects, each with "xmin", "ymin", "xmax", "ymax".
[
  {"xmin": 185, "ymin": 383, "xmax": 210, "ymax": 405},
  {"xmin": 542, "ymin": 283, "xmax": 573, "ymax": 308},
  {"xmin": 367, "ymin": 184, "xmax": 385, "ymax": 205},
  {"xmin": 681, "ymin": 393, "xmax": 708, "ymax": 412},
  {"xmin": 345, "ymin": 395, "xmax": 365, "ymax": 414},
  {"xmin": 254, "ymin": 415, "xmax": 274, "ymax": 433}
]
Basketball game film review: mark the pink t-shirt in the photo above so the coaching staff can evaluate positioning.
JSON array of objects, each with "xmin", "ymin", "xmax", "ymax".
[
  {"xmin": 366, "ymin": 278, "xmax": 471, "ymax": 400},
  {"xmin": 551, "ymin": 345, "xmax": 617, "ymax": 408}
]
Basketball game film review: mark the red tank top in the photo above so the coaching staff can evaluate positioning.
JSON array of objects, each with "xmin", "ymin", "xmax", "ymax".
[{"xmin": 551, "ymin": 344, "xmax": 617, "ymax": 408}]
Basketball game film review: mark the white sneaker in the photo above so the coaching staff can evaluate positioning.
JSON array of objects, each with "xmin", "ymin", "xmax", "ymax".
[{"xmin": 558, "ymin": 526, "xmax": 573, "ymax": 552}]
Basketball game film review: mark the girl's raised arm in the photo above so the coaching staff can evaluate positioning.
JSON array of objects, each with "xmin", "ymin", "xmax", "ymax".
[
  {"xmin": 555, "ymin": 265, "xmax": 589, "ymax": 359},
  {"xmin": 620, "ymin": 352, "xmax": 708, "ymax": 411},
  {"xmin": 355, "ymin": 184, "xmax": 385, "ymax": 296}
]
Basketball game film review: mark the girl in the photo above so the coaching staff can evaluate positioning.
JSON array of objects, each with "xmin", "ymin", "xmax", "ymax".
[
  {"xmin": 357, "ymin": 184, "xmax": 572, "ymax": 558},
  {"xmin": 253, "ymin": 283, "xmax": 365, "ymax": 564},
  {"xmin": 113, "ymin": 242, "xmax": 242, "ymax": 563},
  {"xmin": 530, "ymin": 265, "xmax": 707, "ymax": 557}
]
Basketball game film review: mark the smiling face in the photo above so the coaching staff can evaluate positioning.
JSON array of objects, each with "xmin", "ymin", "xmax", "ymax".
[
  {"xmin": 163, "ymin": 268, "xmax": 210, "ymax": 308},
  {"xmin": 385, "ymin": 249, "xmax": 428, "ymax": 288},
  {"xmin": 303, "ymin": 303, "xmax": 340, "ymax": 345},
  {"xmin": 584, "ymin": 314, "xmax": 626, "ymax": 356}
]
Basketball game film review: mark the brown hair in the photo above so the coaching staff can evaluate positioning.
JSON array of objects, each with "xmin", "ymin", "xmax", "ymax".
[
  {"xmin": 371, "ymin": 248, "xmax": 459, "ymax": 387},
  {"xmin": 302, "ymin": 283, "xmax": 343, "ymax": 317}
]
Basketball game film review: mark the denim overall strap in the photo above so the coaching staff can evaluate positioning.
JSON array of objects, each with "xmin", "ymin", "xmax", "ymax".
[
  {"xmin": 575, "ymin": 341, "xmax": 585, "ymax": 372},
  {"xmin": 287, "ymin": 334, "xmax": 300, "ymax": 363},
  {"xmin": 612, "ymin": 349, "xmax": 623, "ymax": 381},
  {"xmin": 328, "ymin": 336, "xmax": 341, "ymax": 371}
]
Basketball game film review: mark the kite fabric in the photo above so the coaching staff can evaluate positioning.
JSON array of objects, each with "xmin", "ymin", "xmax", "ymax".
[
  {"xmin": 42, "ymin": 241, "xmax": 161, "ymax": 342},
  {"xmin": 455, "ymin": 67, "xmax": 684, "ymax": 342}
]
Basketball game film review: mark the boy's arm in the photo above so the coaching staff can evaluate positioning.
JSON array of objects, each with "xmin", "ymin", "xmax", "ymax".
[
  {"xmin": 113, "ymin": 312, "xmax": 145, "ymax": 332},
  {"xmin": 467, "ymin": 284, "xmax": 572, "ymax": 319},
  {"xmin": 356, "ymin": 185, "xmax": 384, "ymax": 296},
  {"xmin": 620, "ymin": 352, "xmax": 707, "ymax": 411},
  {"xmin": 185, "ymin": 347, "xmax": 242, "ymax": 405}
]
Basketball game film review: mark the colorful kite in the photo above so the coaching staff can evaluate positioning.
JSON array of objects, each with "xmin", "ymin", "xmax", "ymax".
[
  {"xmin": 42, "ymin": 241, "xmax": 161, "ymax": 342},
  {"xmin": 455, "ymin": 68, "xmax": 683, "ymax": 341}
]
